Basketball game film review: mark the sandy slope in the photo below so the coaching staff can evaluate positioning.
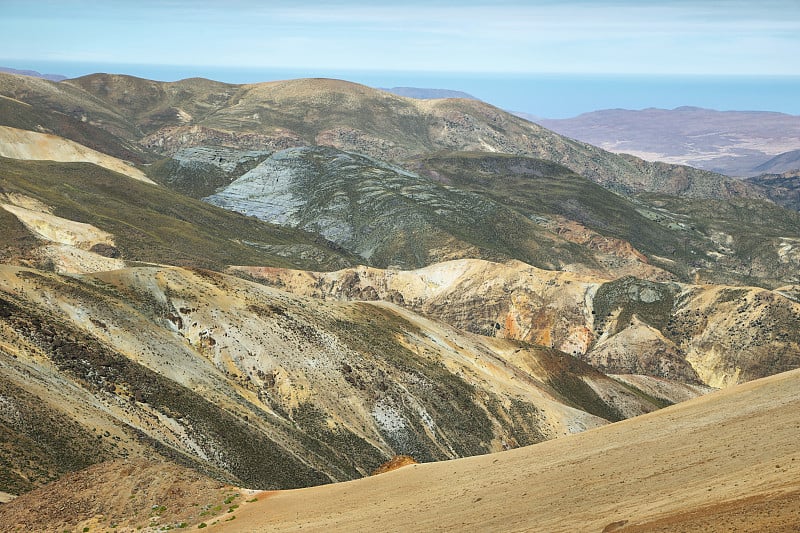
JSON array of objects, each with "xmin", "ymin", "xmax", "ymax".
[
  {"xmin": 213, "ymin": 368, "xmax": 800, "ymax": 532},
  {"xmin": 0, "ymin": 125, "xmax": 154, "ymax": 183}
]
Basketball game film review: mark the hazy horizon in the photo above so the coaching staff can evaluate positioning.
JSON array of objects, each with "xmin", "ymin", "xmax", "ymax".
[
  {"xmin": 3, "ymin": 60, "xmax": 800, "ymax": 119},
  {"xmin": 3, "ymin": 0, "xmax": 799, "ymax": 118}
]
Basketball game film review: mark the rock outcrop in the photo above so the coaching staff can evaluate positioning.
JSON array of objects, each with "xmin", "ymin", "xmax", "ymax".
[
  {"xmin": 0, "ymin": 263, "xmax": 684, "ymax": 496},
  {"xmin": 236, "ymin": 259, "xmax": 800, "ymax": 387}
]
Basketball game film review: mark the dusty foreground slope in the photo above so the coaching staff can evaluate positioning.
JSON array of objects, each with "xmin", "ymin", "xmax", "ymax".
[{"xmin": 215, "ymin": 368, "xmax": 800, "ymax": 532}]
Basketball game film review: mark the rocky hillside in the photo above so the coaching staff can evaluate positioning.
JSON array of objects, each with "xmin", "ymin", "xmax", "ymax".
[
  {"xmin": 236, "ymin": 259, "xmax": 800, "ymax": 388},
  {"xmin": 748, "ymin": 171, "xmax": 800, "ymax": 212},
  {"xmin": 0, "ymin": 262, "xmax": 687, "ymax": 496},
  {"xmin": 204, "ymin": 146, "xmax": 613, "ymax": 273},
  {"xmin": 1, "ymin": 68, "xmax": 799, "ymax": 528},
  {"xmin": 147, "ymin": 145, "xmax": 273, "ymax": 199},
  {"xmin": 634, "ymin": 192, "xmax": 800, "ymax": 287},
  {"xmin": 0, "ymin": 129, "xmax": 720, "ymax": 497},
  {"xmin": 201, "ymin": 147, "xmax": 800, "ymax": 287}
]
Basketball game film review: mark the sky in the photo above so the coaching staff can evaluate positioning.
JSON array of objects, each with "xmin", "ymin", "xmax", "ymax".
[{"xmin": 2, "ymin": 0, "xmax": 800, "ymax": 117}]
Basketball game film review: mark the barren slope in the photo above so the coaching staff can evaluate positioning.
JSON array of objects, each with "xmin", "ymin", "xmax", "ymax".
[
  {"xmin": 0, "ymin": 94, "xmax": 149, "ymax": 164},
  {"xmin": 1, "ymin": 262, "xmax": 683, "ymax": 497},
  {"xmin": 0, "ymin": 125, "xmax": 153, "ymax": 183},
  {"xmin": 211, "ymin": 367, "xmax": 800, "ymax": 532},
  {"xmin": 0, "ymin": 458, "xmax": 241, "ymax": 532},
  {"xmin": 0, "ymin": 156, "xmax": 354, "ymax": 272},
  {"xmin": 237, "ymin": 259, "xmax": 800, "ymax": 387}
]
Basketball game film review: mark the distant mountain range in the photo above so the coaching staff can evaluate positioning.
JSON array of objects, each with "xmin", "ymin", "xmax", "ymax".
[
  {"xmin": 5, "ymin": 64, "xmax": 797, "ymax": 179},
  {"xmin": 534, "ymin": 107, "xmax": 800, "ymax": 177},
  {"xmin": 378, "ymin": 87, "xmax": 477, "ymax": 100},
  {"xmin": 0, "ymin": 67, "xmax": 67, "ymax": 82}
]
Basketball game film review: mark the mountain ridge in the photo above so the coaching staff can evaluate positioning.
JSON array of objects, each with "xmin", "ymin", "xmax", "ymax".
[{"xmin": 0, "ymin": 71, "xmax": 766, "ymax": 200}]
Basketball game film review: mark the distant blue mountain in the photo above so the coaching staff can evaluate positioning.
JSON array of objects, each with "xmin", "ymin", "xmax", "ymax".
[
  {"xmin": 379, "ymin": 86, "xmax": 477, "ymax": 100},
  {"xmin": 0, "ymin": 67, "xmax": 67, "ymax": 82}
]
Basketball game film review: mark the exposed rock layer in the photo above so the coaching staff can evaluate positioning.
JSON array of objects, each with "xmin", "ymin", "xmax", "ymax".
[{"xmin": 237, "ymin": 259, "xmax": 800, "ymax": 387}]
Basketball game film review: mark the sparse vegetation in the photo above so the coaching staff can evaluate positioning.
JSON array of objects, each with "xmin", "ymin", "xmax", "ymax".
[
  {"xmin": 0, "ymin": 70, "xmax": 799, "ymax": 532},
  {"xmin": 0, "ymin": 156, "xmax": 354, "ymax": 272}
]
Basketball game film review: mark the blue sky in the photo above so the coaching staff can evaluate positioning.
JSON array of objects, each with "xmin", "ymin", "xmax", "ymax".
[
  {"xmin": 3, "ymin": 0, "xmax": 799, "ymax": 75},
  {"xmin": 2, "ymin": 0, "xmax": 800, "ymax": 116}
]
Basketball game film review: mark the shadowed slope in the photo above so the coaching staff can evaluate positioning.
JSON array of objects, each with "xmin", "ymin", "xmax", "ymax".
[
  {"xmin": 411, "ymin": 152, "xmax": 687, "ymax": 278},
  {"xmin": 0, "ymin": 125, "xmax": 153, "ymax": 183},
  {"xmin": 0, "ymin": 94, "xmax": 149, "ymax": 164}
]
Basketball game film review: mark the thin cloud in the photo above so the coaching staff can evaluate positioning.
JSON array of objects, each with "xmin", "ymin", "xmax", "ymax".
[{"xmin": 0, "ymin": 0, "xmax": 798, "ymax": 74}]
